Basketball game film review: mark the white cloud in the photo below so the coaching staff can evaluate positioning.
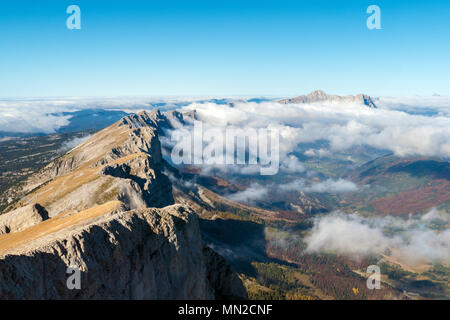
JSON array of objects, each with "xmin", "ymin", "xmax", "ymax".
[
  {"xmin": 420, "ymin": 207, "xmax": 448, "ymax": 224},
  {"xmin": 0, "ymin": 105, "xmax": 71, "ymax": 133},
  {"xmin": 59, "ymin": 134, "xmax": 92, "ymax": 152},
  {"xmin": 226, "ymin": 183, "xmax": 268, "ymax": 204},
  {"xmin": 280, "ymin": 155, "xmax": 306, "ymax": 173},
  {"xmin": 0, "ymin": 96, "xmax": 229, "ymax": 134},
  {"xmin": 305, "ymin": 179, "xmax": 359, "ymax": 193},
  {"xmin": 377, "ymin": 95, "xmax": 450, "ymax": 117},
  {"xmin": 180, "ymin": 99, "xmax": 450, "ymax": 160},
  {"xmin": 304, "ymin": 148, "xmax": 331, "ymax": 158},
  {"xmin": 280, "ymin": 178, "xmax": 358, "ymax": 193},
  {"xmin": 305, "ymin": 210, "xmax": 450, "ymax": 266}
]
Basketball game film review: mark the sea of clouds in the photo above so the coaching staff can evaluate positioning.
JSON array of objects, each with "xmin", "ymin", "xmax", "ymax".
[
  {"xmin": 156, "ymin": 95, "xmax": 450, "ymax": 200},
  {"xmin": 177, "ymin": 97, "xmax": 450, "ymax": 160},
  {"xmin": 2, "ymin": 94, "xmax": 449, "ymax": 265},
  {"xmin": 3, "ymin": 94, "xmax": 449, "ymax": 188},
  {"xmin": 0, "ymin": 96, "xmax": 203, "ymax": 134},
  {"xmin": 2, "ymin": 95, "xmax": 450, "ymax": 160}
]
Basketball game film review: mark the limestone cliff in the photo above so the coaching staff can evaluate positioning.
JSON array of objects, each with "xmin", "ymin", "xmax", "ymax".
[
  {"xmin": 0, "ymin": 204, "xmax": 246, "ymax": 299},
  {"xmin": 0, "ymin": 110, "xmax": 247, "ymax": 300}
]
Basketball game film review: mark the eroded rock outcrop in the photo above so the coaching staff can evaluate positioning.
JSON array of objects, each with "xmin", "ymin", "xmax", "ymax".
[
  {"xmin": 0, "ymin": 203, "xmax": 48, "ymax": 235},
  {"xmin": 0, "ymin": 204, "xmax": 246, "ymax": 299}
]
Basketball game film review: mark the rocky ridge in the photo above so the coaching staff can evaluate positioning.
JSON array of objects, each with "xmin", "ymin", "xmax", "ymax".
[
  {"xmin": 279, "ymin": 90, "xmax": 377, "ymax": 108},
  {"xmin": 0, "ymin": 110, "xmax": 247, "ymax": 300}
]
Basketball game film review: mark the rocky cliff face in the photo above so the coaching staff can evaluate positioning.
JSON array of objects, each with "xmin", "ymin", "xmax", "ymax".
[
  {"xmin": 5, "ymin": 110, "xmax": 174, "ymax": 217},
  {"xmin": 0, "ymin": 204, "xmax": 246, "ymax": 299},
  {"xmin": 279, "ymin": 90, "xmax": 377, "ymax": 108},
  {"xmin": 0, "ymin": 110, "xmax": 247, "ymax": 300}
]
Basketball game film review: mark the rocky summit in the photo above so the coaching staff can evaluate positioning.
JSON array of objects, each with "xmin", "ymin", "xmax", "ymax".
[
  {"xmin": 279, "ymin": 90, "xmax": 377, "ymax": 108},
  {"xmin": 0, "ymin": 110, "xmax": 247, "ymax": 300}
]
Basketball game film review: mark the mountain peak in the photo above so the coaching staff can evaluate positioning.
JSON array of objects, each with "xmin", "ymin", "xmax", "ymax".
[
  {"xmin": 279, "ymin": 90, "xmax": 377, "ymax": 108},
  {"xmin": 309, "ymin": 90, "xmax": 328, "ymax": 97}
]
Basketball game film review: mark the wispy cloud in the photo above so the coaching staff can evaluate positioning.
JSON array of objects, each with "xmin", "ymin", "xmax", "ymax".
[
  {"xmin": 58, "ymin": 134, "xmax": 92, "ymax": 152},
  {"xmin": 226, "ymin": 183, "xmax": 268, "ymax": 204},
  {"xmin": 280, "ymin": 178, "xmax": 358, "ymax": 193}
]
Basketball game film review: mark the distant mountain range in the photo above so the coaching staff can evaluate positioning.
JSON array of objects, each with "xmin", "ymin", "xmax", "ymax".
[{"xmin": 279, "ymin": 90, "xmax": 377, "ymax": 108}]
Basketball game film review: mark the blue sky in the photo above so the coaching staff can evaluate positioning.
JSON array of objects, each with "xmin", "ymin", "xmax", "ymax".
[{"xmin": 0, "ymin": 0, "xmax": 449, "ymax": 98}]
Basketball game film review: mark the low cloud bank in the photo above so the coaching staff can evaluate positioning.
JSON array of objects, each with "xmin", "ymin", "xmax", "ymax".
[
  {"xmin": 0, "ymin": 96, "xmax": 207, "ymax": 134},
  {"xmin": 226, "ymin": 183, "xmax": 268, "ymax": 204},
  {"xmin": 377, "ymin": 95, "xmax": 450, "ymax": 117},
  {"xmin": 59, "ymin": 135, "xmax": 92, "ymax": 152},
  {"xmin": 305, "ymin": 209, "xmax": 450, "ymax": 266},
  {"xmin": 280, "ymin": 178, "xmax": 358, "ymax": 193},
  {"xmin": 226, "ymin": 178, "xmax": 357, "ymax": 205},
  {"xmin": 0, "ymin": 105, "xmax": 71, "ymax": 134},
  {"xmin": 305, "ymin": 179, "xmax": 358, "ymax": 193}
]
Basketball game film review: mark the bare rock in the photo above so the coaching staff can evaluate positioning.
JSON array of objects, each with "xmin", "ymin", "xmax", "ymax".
[
  {"xmin": 0, "ymin": 203, "xmax": 49, "ymax": 235},
  {"xmin": 203, "ymin": 247, "xmax": 248, "ymax": 300},
  {"xmin": 279, "ymin": 90, "xmax": 377, "ymax": 108},
  {"xmin": 0, "ymin": 204, "xmax": 244, "ymax": 299}
]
